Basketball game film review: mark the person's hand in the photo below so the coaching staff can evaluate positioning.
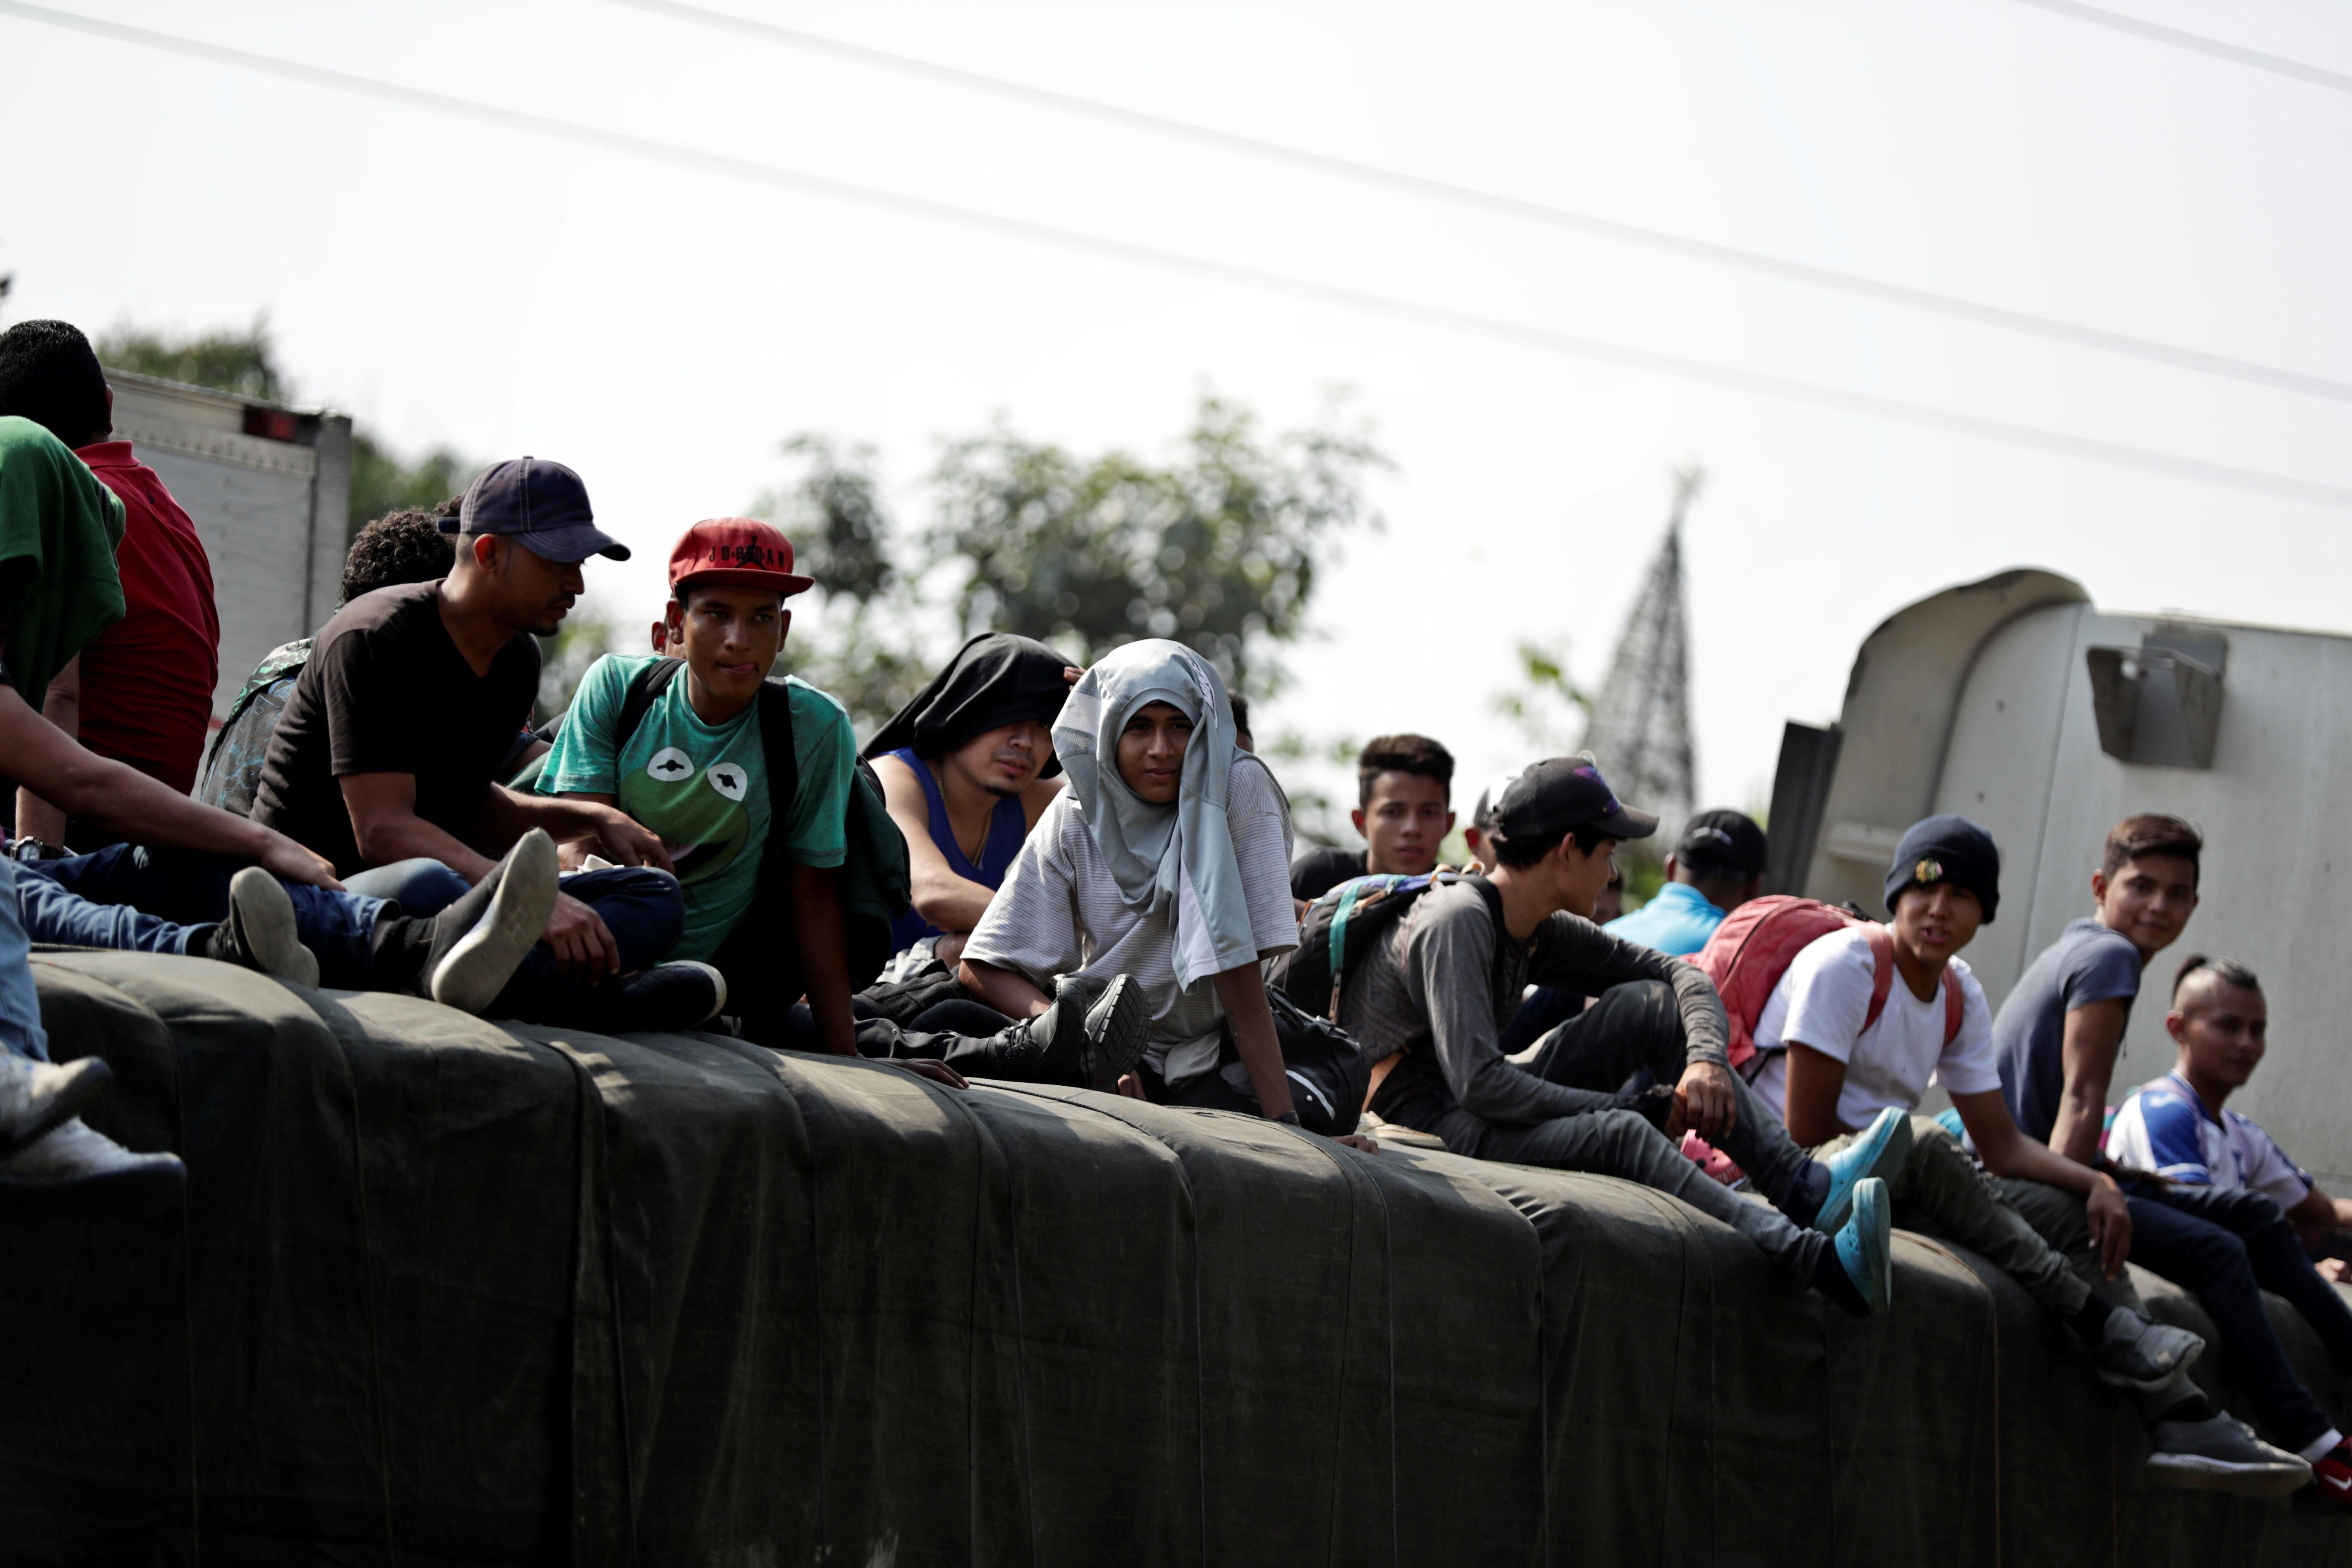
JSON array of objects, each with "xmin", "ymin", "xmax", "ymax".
[
  {"xmin": 1116, "ymin": 1071, "xmax": 1149, "ymax": 1101},
  {"xmin": 2087, "ymin": 1173, "xmax": 2134, "ymax": 1279},
  {"xmin": 1063, "ymin": 666, "xmax": 1084, "ymax": 686},
  {"xmin": 539, "ymin": 892, "xmax": 621, "ymax": 983},
  {"xmin": 1675, "ymin": 1062, "xmax": 1739, "ymax": 1145},
  {"xmin": 588, "ymin": 809, "xmax": 674, "ymax": 875},
  {"xmin": 2319, "ymin": 1257, "xmax": 2349, "ymax": 1285},
  {"xmin": 886, "ymin": 1058, "xmax": 967, "ymax": 1090},
  {"xmin": 257, "ymin": 832, "xmax": 342, "ymax": 890},
  {"xmin": 1330, "ymin": 1133, "xmax": 1383, "ymax": 1154}
]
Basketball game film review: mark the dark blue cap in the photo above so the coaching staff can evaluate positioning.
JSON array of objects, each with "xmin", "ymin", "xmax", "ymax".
[
  {"xmin": 1492, "ymin": 757, "xmax": 1659, "ymax": 844},
  {"xmin": 445, "ymin": 457, "xmax": 629, "ymax": 563},
  {"xmin": 1885, "ymin": 814, "xmax": 2000, "ymax": 922}
]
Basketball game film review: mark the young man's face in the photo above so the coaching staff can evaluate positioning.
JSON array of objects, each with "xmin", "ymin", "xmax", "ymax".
[
  {"xmin": 666, "ymin": 584, "xmax": 786, "ymax": 704},
  {"xmin": 482, "ymin": 536, "xmax": 587, "ymax": 637},
  {"xmin": 1590, "ymin": 869, "xmax": 1625, "ymax": 924},
  {"xmin": 2168, "ymin": 974, "xmax": 2267, "ymax": 1093},
  {"xmin": 2093, "ymin": 853, "xmax": 2199, "ymax": 958},
  {"xmin": 1553, "ymin": 832, "xmax": 1617, "ymax": 921},
  {"xmin": 1115, "ymin": 701, "xmax": 1192, "ymax": 805},
  {"xmin": 1353, "ymin": 770, "xmax": 1453, "ymax": 877},
  {"xmin": 944, "ymin": 719, "xmax": 1053, "ymax": 798},
  {"xmin": 1890, "ymin": 882, "xmax": 1983, "ymax": 965}
]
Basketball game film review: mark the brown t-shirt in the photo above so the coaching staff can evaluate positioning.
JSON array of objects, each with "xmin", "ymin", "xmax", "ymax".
[{"xmin": 252, "ymin": 582, "xmax": 540, "ymax": 876}]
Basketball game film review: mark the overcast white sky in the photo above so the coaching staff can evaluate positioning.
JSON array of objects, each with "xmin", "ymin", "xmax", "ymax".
[{"xmin": 5, "ymin": 0, "xmax": 2349, "ymax": 828}]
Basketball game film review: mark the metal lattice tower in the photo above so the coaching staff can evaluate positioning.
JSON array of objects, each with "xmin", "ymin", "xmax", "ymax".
[{"xmin": 1580, "ymin": 466, "xmax": 1700, "ymax": 837}]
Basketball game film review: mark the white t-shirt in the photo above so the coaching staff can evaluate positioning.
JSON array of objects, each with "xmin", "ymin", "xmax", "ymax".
[
  {"xmin": 1745, "ymin": 925, "xmax": 2000, "ymax": 1133},
  {"xmin": 963, "ymin": 753, "xmax": 1298, "ymax": 1084}
]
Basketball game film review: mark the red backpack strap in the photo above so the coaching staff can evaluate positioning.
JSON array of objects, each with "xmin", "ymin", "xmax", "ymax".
[
  {"xmin": 1860, "ymin": 924, "xmax": 1897, "ymax": 1034},
  {"xmin": 1942, "ymin": 968, "xmax": 1965, "ymax": 1046}
]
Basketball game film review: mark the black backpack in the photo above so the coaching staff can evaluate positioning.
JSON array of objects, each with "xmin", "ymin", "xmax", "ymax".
[
  {"xmin": 609, "ymin": 659, "xmax": 906, "ymax": 997},
  {"xmin": 1271, "ymin": 870, "xmax": 1504, "ymax": 1018}
]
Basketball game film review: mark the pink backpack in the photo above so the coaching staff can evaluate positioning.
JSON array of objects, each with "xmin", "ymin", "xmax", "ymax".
[{"xmin": 1693, "ymin": 895, "xmax": 1961, "ymax": 1071}]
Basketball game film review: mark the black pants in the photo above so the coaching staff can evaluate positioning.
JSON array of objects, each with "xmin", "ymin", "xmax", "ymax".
[
  {"xmin": 768, "ymin": 995, "xmax": 1105, "ymax": 1091},
  {"xmin": 2125, "ymin": 1181, "xmax": 2352, "ymax": 1452}
]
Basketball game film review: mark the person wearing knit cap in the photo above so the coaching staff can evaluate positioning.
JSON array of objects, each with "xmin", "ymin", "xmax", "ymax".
[
  {"xmin": 865, "ymin": 633, "xmax": 1079, "ymax": 965},
  {"xmin": 1744, "ymin": 812, "xmax": 2308, "ymax": 1493}
]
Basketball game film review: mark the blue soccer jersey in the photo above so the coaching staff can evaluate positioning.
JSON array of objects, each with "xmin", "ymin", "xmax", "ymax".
[{"xmin": 2108, "ymin": 1069, "xmax": 2313, "ymax": 1209}]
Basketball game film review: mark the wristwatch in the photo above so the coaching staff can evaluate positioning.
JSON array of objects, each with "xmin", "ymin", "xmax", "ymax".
[{"xmin": 1273, "ymin": 1111, "xmax": 1302, "ymax": 1127}]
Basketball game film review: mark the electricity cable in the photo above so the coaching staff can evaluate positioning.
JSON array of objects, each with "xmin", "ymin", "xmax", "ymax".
[
  {"xmin": 597, "ymin": 0, "xmax": 2352, "ymax": 407},
  {"xmin": 2000, "ymin": 0, "xmax": 2352, "ymax": 96},
  {"xmin": 7, "ymin": 0, "xmax": 2352, "ymax": 512}
]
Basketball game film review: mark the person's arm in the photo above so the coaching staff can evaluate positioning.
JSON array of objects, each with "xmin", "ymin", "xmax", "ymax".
[
  {"xmin": 2286, "ymin": 1182, "xmax": 2352, "ymax": 1240},
  {"xmin": 2050, "ymin": 997, "xmax": 2130, "ymax": 1167},
  {"xmin": 959, "ymin": 957, "xmax": 1052, "ymax": 1018},
  {"xmin": 478, "ymin": 784, "xmax": 671, "ymax": 871},
  {"xmin": 873, "ymin": 753, "xmax": 997, "ymax": 935},
  {"xmin": 1955, "ymin": 1086, "xmax": 2133, "ymax": 1278},
  {"xmin": 0, "ymin": 682, "xmax": 338, "ymax": 886},
  {"xmin": 1526, "ymin": 916, "xmax": 1740, "ymax": 1140},
  {"xmin": 1212, "ymin": 961, "xmax": 1295, "ymax": 1121},
  {"xmin": 1779, "ymin": 1042, "xmax": 1853, "ymax": 1148},
  {"xmin": 790, "ymin": 863, "xmax": 858, "ymax": 1056},
  {"xmin": 15, "ymin": 654, "xmax": 80, "ymax": 846}
]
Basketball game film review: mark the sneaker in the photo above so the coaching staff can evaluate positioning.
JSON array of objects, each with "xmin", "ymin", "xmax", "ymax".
[
  {"xmin": 0, "ymin": 1117, "xmax": 184, "ymax": 1211},
  {"xmin": 1812, "ymin": 1106, "xmax": 1913, "ymax": 1234},
  {"xmin": 1020, "ymin": 974, "xmax": 1148, "ymax": 1091},
  {"xmin": 1832, "ymin": 1175, "xmax": 1894, "ymax": 1315},
  {"xmin": 611, "ymin": 961, "xmax": 729, "ymax": 1032},
  {"xmin": 422, "ymin": 830, "xmax": 560, "ymax": 1014},
  {"xmin": 202, "ymin": 867, "xmax": 319, "ymax": 987},
  {"xmin": 2092, "ymin": 1306, "xmax": 2206, "ymax": 1391},
  {"xmin": 2146, "ymin": 1412, "xmax": 2311, "ymax": 1496},
  {"xmin": 2306, "ymin": 1440, "xmax": 2352, "ymax": 1508},
  {"xmin": 0, "ymin": 1053, "xmax": 111, "ymax": 1158}
]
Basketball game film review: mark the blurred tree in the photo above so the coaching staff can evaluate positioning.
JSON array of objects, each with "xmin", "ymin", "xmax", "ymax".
[
  {"xmin": 1491, "ymin": 639, "xmax": 1592, "ymax": 753},
  {"xmin": 95, "ymin": 321, "xmax": 472, "ymax": 542},
  {"xmin": 926, "ymin": 393, "xmax": 1385, "ymax": 698}
]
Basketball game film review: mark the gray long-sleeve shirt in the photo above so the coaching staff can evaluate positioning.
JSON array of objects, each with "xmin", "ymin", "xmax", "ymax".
[{"xmin": 1336, "ymin": 879, "xmax": 1728, "ymax": 1127}]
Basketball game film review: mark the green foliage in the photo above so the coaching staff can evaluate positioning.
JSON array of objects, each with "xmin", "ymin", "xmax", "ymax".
[
  {"xmin": 94, "ymin": 320, "xmax": 472, "ymax": 542},
  {"xmin": 1492, "ymin": 638, "xmax": 1592, "ymax": 754},
  {"xmin": 925, "ymin": 394, "xmax": 1385, "ymax": 697},
  {"xmin": 754, "ymin": 435, "xmax": 895, "ymax": 605},
  {"xmin": 97, "ymin": 319, "xmax": 286, "ymax": 401}
]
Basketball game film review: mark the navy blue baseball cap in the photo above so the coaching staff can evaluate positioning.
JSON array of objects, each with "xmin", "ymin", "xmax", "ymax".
[
  {"xmin": 1492, "ymin": 757, "xmax": 1658, "ymax": 844},
  {"xmin": 445, "ymin": 457, "xmax": 630, "ymax": 563}
]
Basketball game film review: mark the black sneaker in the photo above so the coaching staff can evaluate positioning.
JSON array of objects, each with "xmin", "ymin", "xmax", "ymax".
[
  {"xmin": 202, "ymin": 867, "xmax": 318, "ymax": 987},
  {"xmin": 1025, "ymin": 974, "xmax": 1147, "ymax": 1091},
  {"xmin": 421, "ymin": 830, "xmax": 560, "ymax": 1014},
  {"xmin": 610, "ymin": 962, "xmax": 730, "ymax": 1033}
]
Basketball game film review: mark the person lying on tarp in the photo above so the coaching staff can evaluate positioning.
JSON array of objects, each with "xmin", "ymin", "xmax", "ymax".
[
  {"xmin": 863, "ymin": 631, "xmax": 1078, "ymax": 973},
  {"xmin": 533, "ymin": 520, "xmax": 1143, "ymax": 1090},
  {"xmin": 1331, "ymin": 756, "xmax": 1896, "ymax": 1314},
  {"xmin": 957, "ymin": 639, "xmax": 1376, "ymax": 1148}
]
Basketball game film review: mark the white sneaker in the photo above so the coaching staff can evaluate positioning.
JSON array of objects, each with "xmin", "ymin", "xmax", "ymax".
[
  {"xmin": 0, "ymin": 1053, "xmax": 111, "ymax": 1157},
  {"xmin": 0, "ymin": 1116, "xmax": 183, "ymax": 1208}
]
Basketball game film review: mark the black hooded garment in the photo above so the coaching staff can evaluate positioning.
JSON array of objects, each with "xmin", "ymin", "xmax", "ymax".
[{"xmin": 861, "ymin": 632, "xmax": 1073, "ymax": 776}]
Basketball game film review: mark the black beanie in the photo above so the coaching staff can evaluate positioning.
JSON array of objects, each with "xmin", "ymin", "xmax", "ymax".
[{"xmin": 1883, "ymin": 814, "xmax": 2000, "ymax": 923}]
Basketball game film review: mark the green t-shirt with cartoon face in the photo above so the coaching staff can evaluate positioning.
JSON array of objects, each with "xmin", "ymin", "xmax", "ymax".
[{"xmin": 536, "ymin": 653, "xmax": 855, "ymax": 963}]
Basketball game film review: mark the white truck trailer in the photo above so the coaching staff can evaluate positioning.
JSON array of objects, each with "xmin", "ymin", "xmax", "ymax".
[
  {"xmin": 101, "ymin": 366, "xmax": 351, "ymax": 723},
  {"xmin": 1768, "ymin": 568, "xmax": 2352, "ymax": 1187}
]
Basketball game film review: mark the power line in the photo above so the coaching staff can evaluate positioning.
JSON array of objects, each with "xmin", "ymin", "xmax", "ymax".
[
  {"xmin": 598, "ymin": 0, "xmax": 2352, "ymax": 407},
  {"xmin": 7, "ymin": 0, "xmax": 2352, "ymax": 514},
  {"xmin": 2001, "ymin": 0, "xmax": 2352, "ymax": 95}
]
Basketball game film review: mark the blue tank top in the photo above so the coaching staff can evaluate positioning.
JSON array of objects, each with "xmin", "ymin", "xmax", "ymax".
[{"xmin": 887, "ymin": 746, "xmax": 1031, "ymax": 952}]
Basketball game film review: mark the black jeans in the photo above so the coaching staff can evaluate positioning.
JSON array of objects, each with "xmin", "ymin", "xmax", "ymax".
[{"xmin": 2125, "ymin": 1181, "xmax": 2352, "ymax": 1452}]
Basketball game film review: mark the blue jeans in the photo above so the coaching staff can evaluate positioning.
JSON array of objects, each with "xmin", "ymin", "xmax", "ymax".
[
  {"xmin": 22, "ymin": 845, "xmax": 389, "ymax": 989},
  {"xmin": 0, "ymin": 857, "xmax": 51, "ymax": 1063},
  {"xmin": 2126, "ymin": 1181, "xmax": 2352, "ymax": 1452},
  {"xmin": 486, "ymin": 865, "xmax": 685, "ymax": 1026}
]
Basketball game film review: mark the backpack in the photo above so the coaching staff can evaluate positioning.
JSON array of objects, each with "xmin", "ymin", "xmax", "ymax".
[
  {"xmin": 610, "ymin": 659, "xmax": 911, "ymax": 994},
  {"xmin": 1693, "ymin": 894, "xmax": 1963, "ymax": 1073},
  {"xmin": 1212, "ymin": 988, "xmax": 1376, "ymax": 1137},
  {"xmin": 1271, "ymin": 870, "xmax": 1504, "ymax": 1019}
]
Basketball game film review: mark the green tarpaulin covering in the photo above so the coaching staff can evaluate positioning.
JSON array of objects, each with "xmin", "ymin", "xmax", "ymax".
[{"xmin": 3, "ymin": 950, "xmax": 2348, "ymax": 1564}]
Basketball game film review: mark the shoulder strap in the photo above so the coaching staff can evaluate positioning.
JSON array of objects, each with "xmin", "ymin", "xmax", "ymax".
[
  {"xmin": 1860, "ymin": 923, "xmax": 1899, "ymax": 1034},
  {"xmin": 756, "ymin": 679, "xmax": 800, "ymax": 829},
  {"xmin": 1942, "ymin": 968, "xmax": 1965, "ymax": 1047},
  {"xmin": 614, "ymin": 657, "xmax": 686, "ymax": 751}
]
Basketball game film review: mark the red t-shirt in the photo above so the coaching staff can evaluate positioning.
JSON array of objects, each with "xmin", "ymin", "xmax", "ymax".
[{"xmin": 71, "ymin": 442, "xmax": 221, "ymax": 793}]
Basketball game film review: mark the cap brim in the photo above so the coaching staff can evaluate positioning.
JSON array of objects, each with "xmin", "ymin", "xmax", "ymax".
[
  {"xmin": 513, "ymin": 524, "xmax": 631, "ymax": 564},
  {"xmin": 1595, "ymin": 803, "xmax": 1660, "ymax": 841},
  {"xmin": 674, "ymin": 567, "xmax": 817, "ymax": 597}
]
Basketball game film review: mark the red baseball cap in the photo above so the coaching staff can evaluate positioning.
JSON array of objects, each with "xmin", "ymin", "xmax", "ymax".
[{"xmin": 668, "ymin": 518, "xmax": 815, "ymax": 597}]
